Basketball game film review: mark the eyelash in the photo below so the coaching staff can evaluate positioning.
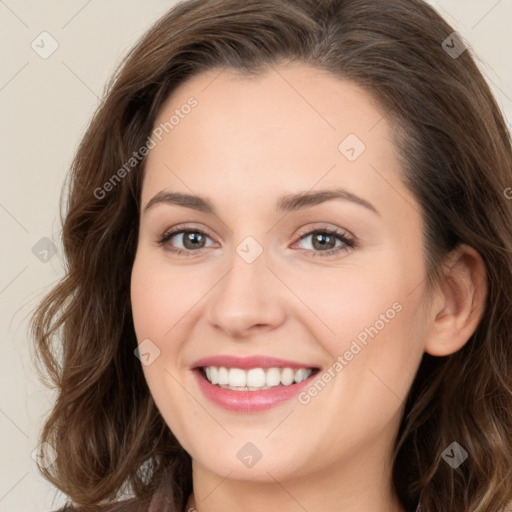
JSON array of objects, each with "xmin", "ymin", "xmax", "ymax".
[{"xmin": 155, "ymin": 224, "xmax": 357, "ymax": 258}]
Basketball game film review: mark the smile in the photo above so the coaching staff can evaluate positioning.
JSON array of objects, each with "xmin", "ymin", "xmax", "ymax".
[
  {"xmin": 201, "ymin": 366, "xmax": 314, "ymax": 390},
  {"xmin": 191, "ymin": 355, "xmax": 321, "ymax": 412}
]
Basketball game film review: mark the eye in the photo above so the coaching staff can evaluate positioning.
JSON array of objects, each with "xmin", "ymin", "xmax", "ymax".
[
  {"xmin": 292, "ymin": 226, "xmax": 356, "ymax": 258},
  {"xmin": 156, "ymin": 225, "xmax": 217, "ymax": 256},
  {"xmin": 155, "ymin": 224, "xmax": 356, "ymax": 258}
]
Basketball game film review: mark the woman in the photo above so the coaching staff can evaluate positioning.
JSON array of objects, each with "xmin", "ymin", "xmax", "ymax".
[{"xmin": 30, "ymin": 0, "xmax": 512, "ymax": 511}]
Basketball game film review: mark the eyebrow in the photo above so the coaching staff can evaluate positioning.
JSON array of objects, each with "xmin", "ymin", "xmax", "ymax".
[{"xmin": 143, "ymin": 188, "xmax": 379, "ymax": 216}]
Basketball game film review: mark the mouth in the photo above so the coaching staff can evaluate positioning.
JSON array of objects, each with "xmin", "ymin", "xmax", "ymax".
[
  {"xmin": 191, "ymin": 356, "xmax": 322, "ymax": 412},
  {"xmin": 198, "ymin": 365, "xmax": 321, "ymax": 391}
]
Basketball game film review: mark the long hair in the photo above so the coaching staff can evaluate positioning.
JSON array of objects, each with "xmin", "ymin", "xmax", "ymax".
[{"xmin": 30, "ymin": 1, "xmax": 512, "ymax": 511}]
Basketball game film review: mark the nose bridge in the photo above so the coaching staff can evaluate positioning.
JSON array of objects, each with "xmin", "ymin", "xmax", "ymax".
[{"xmin": 206, "ymin": 234, "xmax": 286, "ymax": 336}]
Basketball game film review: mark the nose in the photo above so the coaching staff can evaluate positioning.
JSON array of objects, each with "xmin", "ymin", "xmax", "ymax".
[{"xmin": 206, "ymin": 246, "xmax": 287, "ymax": 339}]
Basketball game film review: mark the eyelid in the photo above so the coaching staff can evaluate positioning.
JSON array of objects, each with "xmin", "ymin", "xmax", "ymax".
[
  {"xmin": 156, "ymin": 223, "xmax": 218, "ymax": 248},
  {"xmin": 294, "ymin": 223, "xmax": 354, "ymax": 240},
  {"xmin": 291, "ymin": 225, "xmax": 356, "ymax": 254},
  {"xmin": 156, "ymin": 222, "xmax": 357, "ymax": 257},
  {"xmin": 159, "ymin": 222, "xmax": 215, "ymax": 240}
]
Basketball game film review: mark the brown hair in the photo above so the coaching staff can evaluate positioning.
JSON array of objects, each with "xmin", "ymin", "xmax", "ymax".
[{"xmin": 30, "ymin": 0, "xmax": 512, "ymax": 511}]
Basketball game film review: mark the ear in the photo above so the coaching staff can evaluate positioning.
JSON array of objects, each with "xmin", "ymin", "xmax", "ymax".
[{"xmin": 424, "ymin": 244, "xmax": 487, "ymax": 357}]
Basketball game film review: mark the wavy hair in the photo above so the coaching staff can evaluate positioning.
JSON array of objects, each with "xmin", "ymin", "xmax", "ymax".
[{"xmin": 30, "ymin": 0, "xmax": 512, "ymax": 511}]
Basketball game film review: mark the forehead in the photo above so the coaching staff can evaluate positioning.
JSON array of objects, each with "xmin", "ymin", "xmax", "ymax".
[{"xmin": 142, "ymin": 62, "xmax": 414, "ymax": 220}]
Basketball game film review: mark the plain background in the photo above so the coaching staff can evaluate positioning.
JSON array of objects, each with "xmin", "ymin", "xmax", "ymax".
[{"xmin": 0, "ymin": 1, "xmax": 511, "ymax": 510}]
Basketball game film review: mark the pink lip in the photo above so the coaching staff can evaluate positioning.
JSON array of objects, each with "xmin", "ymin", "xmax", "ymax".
[
  {"xmin": 192, "ymin": 368, "xmax": 318, "ymax": 413},
  {"xmin": 191, "ymin": 355, "xmax": 320, "ymax": 413},
  {"xmin": 191, "ymin": 355, "xmax": 318, "ymax": 370}
]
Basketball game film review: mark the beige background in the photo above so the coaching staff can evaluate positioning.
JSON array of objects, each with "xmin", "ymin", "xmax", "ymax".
[{"xmin": 0, "ymin": 1, "xmax": 511, "ymax": 510}]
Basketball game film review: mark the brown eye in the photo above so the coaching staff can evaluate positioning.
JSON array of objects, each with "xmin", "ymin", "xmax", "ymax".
[
  {"xmin": 156, "ymin": 228, "xmax": 215, "ymax": 255},
  {"xmin": 294, "ymin": 228, "xmax": 356, "ymax": 258},
  {"xmin": 309, "ymin": 231, "xmax": 338, "ymax": 251},
  {"xmin": 175, "ymin": 231, "xmax": 207, "ymax": 250}
]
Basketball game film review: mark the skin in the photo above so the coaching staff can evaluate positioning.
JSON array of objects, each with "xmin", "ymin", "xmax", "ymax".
[{"xmin": 130, "ymin": 62, "xmax": 487, "ymax": 512}]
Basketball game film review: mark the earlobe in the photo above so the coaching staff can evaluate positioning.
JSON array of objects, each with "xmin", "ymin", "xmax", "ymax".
[{"xmin": 424, "ymin": 244, "xmax": 487, "ymax": 357}]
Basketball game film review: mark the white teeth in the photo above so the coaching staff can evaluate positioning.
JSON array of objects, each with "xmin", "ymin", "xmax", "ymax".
[
  {"xmin": 281, "ymin": 368, "xmax": 295, "ymax": 386},
  {"xmin": 247, "ymin": 368, "xmax": 266, "ymax": 387},
  {"xmin": 294, "ymin": 368, "xmax": 310, "ymax": 383},
  {"xmin": 205, "ymin": 366, "xmax": 216, "ymax": 384},
  {"xmin": 265, "ymin": 368, "xmax": 281, "ymax": 387},
  {"xmin": 202, "ymin": 366, "xmax": 314, "ymax": 390},
  {"xmin": 228, "ymin": 368, "xmax": 246, "ymax": 387},
  {"xmin": 217, "ymin": 367, "xmax": 229, "ymax": 385}
]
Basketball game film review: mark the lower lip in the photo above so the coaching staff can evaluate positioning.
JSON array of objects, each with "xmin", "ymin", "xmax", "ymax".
[{"xmin": 193, "ymin": 369, "xmax": 317, "ymax": 413}]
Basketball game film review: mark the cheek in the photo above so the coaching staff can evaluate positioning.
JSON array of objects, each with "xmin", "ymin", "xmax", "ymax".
[
  {"xmin": 130, "ymin": 251, "xmax": 208, "ymax": 394},
  {"xmin": 297, "ymin": 249, "xmax": 426, "ymax": 395},
  {"xmin": 130, "ymin": 251, "xmax": 196, "ymax": 339},
  {"xmin": 333, "ymin": 284, "xmax": 426, "ymax": 415},
  {"xmin": 130, "ymin": 254, "xmax": 186, "ymax": 413},
  {"xmin": 288, "ymin": 256, "xmax": 421, "ymax": 348},
  {"xmin": 130, "ymin": 254, "xmax": 179, "ymax": 391}
]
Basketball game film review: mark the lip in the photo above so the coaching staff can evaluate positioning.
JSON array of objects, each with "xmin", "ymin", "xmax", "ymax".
[
  {"xmin": 191, "ymin": 355, "xmax": 320, "ymax": 413},
  {"xmin": 191, "ymin": 355, "xmax": 319, "ymax": 370},
  {"xmin": 193, "ymin": 369, "xmax": 318, "ymax": 413}
]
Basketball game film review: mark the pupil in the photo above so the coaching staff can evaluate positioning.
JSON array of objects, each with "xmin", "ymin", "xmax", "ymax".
[
  {"xmin": 313, "ymin": 233, "xmax": 334, "ymax": 250},
  {"xmin": 184, "ymin": 232, "xmax": 204, "ymax": 249}
]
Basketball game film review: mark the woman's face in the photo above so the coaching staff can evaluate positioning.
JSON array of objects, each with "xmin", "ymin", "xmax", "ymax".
[{"xmin": 131, "ymin": 62, "xmax": 430, "ymax": 488}]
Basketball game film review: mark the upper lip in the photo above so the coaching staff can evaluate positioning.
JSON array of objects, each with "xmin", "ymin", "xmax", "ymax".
[{"xmin": 191, "ymin": 355, "xmax": 319, "ymax": 370}]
